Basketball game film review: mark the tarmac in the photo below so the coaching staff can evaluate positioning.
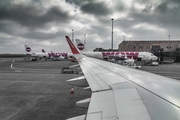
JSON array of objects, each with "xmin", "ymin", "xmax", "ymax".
[
  {"xmin": 0, "ymin": 58, "xmax": 90, "ymax": 120},
  {"xmin": 141, "ymin": 63, "xmax": 180, "ymax": 80},
  {"xmin": 0, "ymin": 58, "xmax": 179, "ymax": 120}
]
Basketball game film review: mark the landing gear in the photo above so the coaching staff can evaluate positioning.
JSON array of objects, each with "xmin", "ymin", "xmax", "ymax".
[{"xmin": 43, "ymin": 56, "xmax": 47, "ymax": 61}]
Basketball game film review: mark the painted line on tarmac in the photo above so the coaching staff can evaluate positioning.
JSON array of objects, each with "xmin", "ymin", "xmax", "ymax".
[
  {"xmin": 9, "ymin": 60, "xmax": 55, "ymax": 71},
  {"xmin": 10, "ymin": 60, "xmax": 15, "ymax": 69},
  {"xmin": 0, "ymin": 59, "xmax": 7, "ymax": 62}
]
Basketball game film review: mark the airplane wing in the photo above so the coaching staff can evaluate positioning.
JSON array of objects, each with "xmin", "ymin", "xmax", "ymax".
[{"xmin": 65, "ymin": 36, "xmax": 180, "ymax": 120}]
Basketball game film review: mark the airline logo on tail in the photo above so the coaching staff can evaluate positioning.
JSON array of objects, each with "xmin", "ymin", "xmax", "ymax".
[
  {"xmin": 25, "ymin": 45, "xmax": 31, "ymax": 52},
  {"xmin": 75, "ymin": 39, "xmax": 88, "ymax": 52},
  {"xmin": 26, "ymin": 47, "xmax": 31, "ymax": 52},
  {"xmin": 77, "ymin": 43, "xmax": 84, "ymax": 50}
]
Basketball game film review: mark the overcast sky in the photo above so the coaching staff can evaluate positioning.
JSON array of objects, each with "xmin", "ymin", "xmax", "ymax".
[{"xmin": 0, "ymin": 0, "xmax": 180, "ymax": 53}]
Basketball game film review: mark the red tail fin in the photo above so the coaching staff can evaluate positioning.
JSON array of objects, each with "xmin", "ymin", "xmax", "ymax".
[{"xmin": 65, "ymin": 36, "xmax": 80, "ymax": 54}]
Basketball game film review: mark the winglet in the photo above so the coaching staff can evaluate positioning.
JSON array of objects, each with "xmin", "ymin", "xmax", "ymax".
[{"xmin": 65, "ymin": 36, "xmax": 80, "ymax": 54}]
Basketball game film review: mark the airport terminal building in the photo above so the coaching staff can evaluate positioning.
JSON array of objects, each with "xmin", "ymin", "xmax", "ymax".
[
  {"xmin": 118, "ymin": 40, "xmax": 180, "ymax": 52},
  {"xmin": 118, "ymin": 40, "xmax": 180, "ymax": 62}
]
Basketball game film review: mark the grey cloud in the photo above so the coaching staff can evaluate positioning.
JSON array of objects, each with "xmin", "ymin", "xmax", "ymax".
[
  {"xmin": 0, "ymin": 2, "xmax": 71, "ymax": 28},
  {"xmin": 115, "ymin": 18, "xmax": 137, "ymax": 31},
  {"xmin": 66, "ymin": 0, "xmax": 89, "ymax": 6},
  {"xmin": 80, "ymin": 2, "xmax": 111, "ymax": 16},
  {"xmin": 0, "ymin": 20, "xmax": 69, "ymax": 40},
  {"xmin": 1, "ymin": 0, "xmax": 180, "ymax": 53},
  {"xmin": 0, "ymin": 0, "xmax": 11, "ymax": 7},
  {"xmin": 155, "ymin": 2, "xmax": 168, "ymax": 13},
  {"xmin": 142, "ymin": 5, "xmax": 153, "ymax": 13},
  {"xmin": 172, "ymin": 0, "xmax": 180, "ymax": 3},
  {"xmin": 0, "ymin": 0, "xmax": 73, "ymax": 41},
  {"xmin": 67, "ymin": 0, "xmax": 111, "ymax": 16},
  {"xmin": 115, "ymin": 1, "xmax": 127, "ymax": 11},
  {"xmin": 124, "ymin": 1, "xmax": 180, "ymax": 31},
  {"xmin": 21, "ymin": 30, "xmax": 67, "ymax": 40},
  {"xmin": 114, "ymin": 2, "xmax": 180, "ymax": 39},
  {"xmin": 90, "ymin": 25, "xmax": 110, "ymax": 37},
  {"xmin": 0, "ymin": 21, "xmax": 16, "ymax": 35},
  {"xmin": 136, "ymin": 0, "xmax": 180, "ymax": 4},
  {"xmin": 0, "ymin": 38, "xmax": 12, "ymax": 45},
  {"xmin": 127, "ymin": 28, "xmax": 164, "ymax": 39}
]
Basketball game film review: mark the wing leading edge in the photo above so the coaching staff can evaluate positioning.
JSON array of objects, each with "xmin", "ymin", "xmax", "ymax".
[{"xmin": 65, "ymin": 36, "xmax": 180, "ymax": 120}]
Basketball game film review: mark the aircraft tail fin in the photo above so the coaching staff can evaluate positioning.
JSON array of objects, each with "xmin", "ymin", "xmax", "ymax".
[
  {"xmin": 51, "ymin": 51, "xmax": 55, "ymax": 57},
  {"xmin": 75, "ymin": 39, "xmax": 89, "ymax": 52},
  {"xmin": 24, "ymin": 45, "xmax": 31, "ymax": 52},
  {"xmin": 42, "ymin": 49, "xmax": 46, "ymax": 53},
  {"xmin": 65, "ymin": 36, "xmax": 80, "ymax": 54}
]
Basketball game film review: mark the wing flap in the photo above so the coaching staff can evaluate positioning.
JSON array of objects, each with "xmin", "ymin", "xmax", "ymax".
[
  {"xmin": 87, "ymin": 90, "xmax": 117, "ymax": 119},
  {"xmin": 86, "ymin": 112, "xmax": 102, "ymax": 120},
  {"xmin": 114, "ymin": 89, "xmax": 151, "ymax": 120},
  {"xmin": 86, "ymin": 88, "xmax": 151, "ymax": 120}
]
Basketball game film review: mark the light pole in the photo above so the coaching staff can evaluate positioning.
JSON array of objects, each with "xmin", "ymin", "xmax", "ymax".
[
  {"xmin": 169, "ymin": 35, "xmax": 170, "ymax": 41},
  {"xmin": 72, "ymin": 29, "xmax": 74, "ymax": 42},
  {"xmin": 84, "ymin": 34, "xmax": 86, "ymax": 46},
  {"xmin": 111, "ymin": 18, "xmax": 114, "ymax": 50},
  {"xmin": 124, "ymin": 35, "xmax": 125, "ymax": 41}
]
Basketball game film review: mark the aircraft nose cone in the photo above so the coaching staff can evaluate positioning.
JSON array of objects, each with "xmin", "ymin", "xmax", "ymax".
[{"xmin": 155, "ymin": 56, "xmax": 158, "ymax": 60}]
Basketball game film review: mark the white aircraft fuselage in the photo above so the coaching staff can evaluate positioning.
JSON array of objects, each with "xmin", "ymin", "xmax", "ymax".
[
  {"xmin": 81, "ymin": 51, "xmax": 158, "ymax": 62},
  {"xmin": 75, "ymin": 39, "xmax": 158, "ymax": 63},
  {"xmin": 24, "ymin": 45, "xmax": 73, "ymax": 60}
]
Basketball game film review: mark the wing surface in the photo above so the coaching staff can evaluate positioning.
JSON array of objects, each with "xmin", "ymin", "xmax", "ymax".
[{"xmin": 65, "ymin": 36, "xmax": 180, "ymax": 120}]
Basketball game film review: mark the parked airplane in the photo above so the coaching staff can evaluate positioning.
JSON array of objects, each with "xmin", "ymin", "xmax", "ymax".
[
  {"xmin": 75, "ymin": 39, "xmax": 158, "ymax": 63},
  {"xmin": 50, "ymin": 51, "xmax": 65, "ymax": 61},
  {"xmin": 65, "ymin": 36, "xmax": 180, "ymax": 120},
  {"xmin": 41, "ymin": 49, "xmax": 66, "ymax": 60},
  {"xmin": 24, "ymin": 45, "xmax": 73, "ymax": 61},
  {"xmin": 41, "ymin": 48, "xmax": 73, "ymax": 59},
  {"xmin": 24, "ymin": 45, "xmax": 49, "ymax": 61}
]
